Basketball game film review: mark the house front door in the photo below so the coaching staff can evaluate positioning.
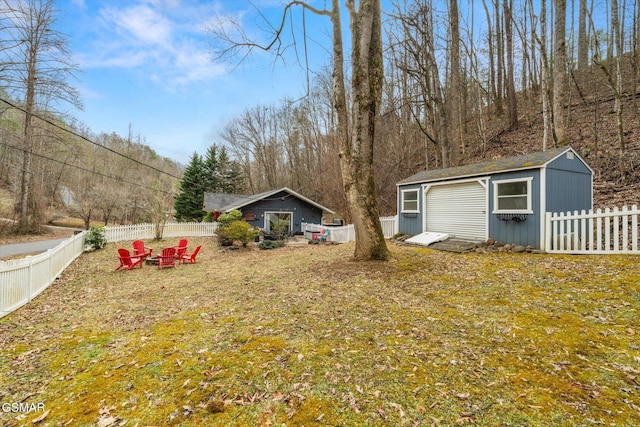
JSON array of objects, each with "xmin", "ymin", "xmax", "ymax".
[{"xmin": 265, "ymin": 212, "xmax": 293, "ymax": 238}]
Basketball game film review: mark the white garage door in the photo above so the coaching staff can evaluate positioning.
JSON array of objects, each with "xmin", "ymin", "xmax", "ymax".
[{"xmin": 425, "ymin": 180, "xmax": 487, "ymax": 241}]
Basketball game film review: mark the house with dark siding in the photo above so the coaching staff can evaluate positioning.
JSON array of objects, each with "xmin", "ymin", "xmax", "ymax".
[
  {"xmin": 396, "ymin": 147, "xmax": 593, "ymax": 250},
  {"xmin": 204, "ymin": 187, "xmax": 334, "ymax": 236}
]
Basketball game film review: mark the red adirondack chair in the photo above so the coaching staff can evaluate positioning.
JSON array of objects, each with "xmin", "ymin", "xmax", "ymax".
[
  {"xmin": 157, "ymin": 247, "xmax": 176, "ymax": 270},
  {"xmin": 179, "ymin": 245, "xmax": 201, "ymax": 264},
  {"xmin": 116, "ymin": 248, "xmax": 143, "ymax": 271},
  {"xmin": 174, "ymin": 238, "xmax": 188, "ymax": 259},
  {"xmin": 132, "ymin": 240, "xmax": 152, "ymax": 260}
]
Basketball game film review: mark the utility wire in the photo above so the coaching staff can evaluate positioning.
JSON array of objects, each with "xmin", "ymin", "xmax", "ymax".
[
  {"xmin": 0, "ymin": 97, "xmax": 181, "ymax": 180},
  {"xmin": 0, "ymin": 140, "xmax": 172, "ymax": 194}
]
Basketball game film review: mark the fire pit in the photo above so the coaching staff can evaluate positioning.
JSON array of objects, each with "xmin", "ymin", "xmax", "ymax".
[{"xmin": 145, "ymin": 256, "xmax": 159, "ymax": 266}]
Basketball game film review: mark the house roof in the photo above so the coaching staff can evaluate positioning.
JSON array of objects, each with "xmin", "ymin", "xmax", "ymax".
[
  {"xmin": 204, "ymin": 187, "xmax": 335, "ymax": 214},
  {"xmin": 397, "ymin": 147, "xmax": 589, "ymax": 186}
]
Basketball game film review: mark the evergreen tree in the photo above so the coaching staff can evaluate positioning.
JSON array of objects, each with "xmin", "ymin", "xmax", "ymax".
[
  {"xmin": 217, "ymin": 146, "xmax": 245, "ymax": 193},
  {"xmin": 201, "ymin": 144, "xmax": 244, "ymax": 194},
  {"xmin": 174, "ymin": 153, "xmax": 206, "ymax": 221},
  {"xmin": 203, "ymin": 144, "xmax": 221, "ymax": 192}
]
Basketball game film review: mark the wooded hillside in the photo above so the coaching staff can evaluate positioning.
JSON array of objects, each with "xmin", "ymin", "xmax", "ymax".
[{"xmin": 216, "ymin": 1, "xmax": 640, "ymax": 218}]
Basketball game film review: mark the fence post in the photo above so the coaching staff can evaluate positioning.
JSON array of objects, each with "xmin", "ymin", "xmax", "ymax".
[
  {"xmin": 622, "ymin": 205, "xmax": 629, "ymax": 252},
  {"xmin": 605, "ymin": 208, "xmax": 612, "ymax": 251},
  {"xmin": 558, "ymin": 212, "xmax": 565, "ymax": 251},
  {"xmin": 633, "ymin": 205, "xmax": 639, "ymax": 252},
  {"xmin": 580, "ymin": 211, "xmax": 586, "ymax": 250},
  {"xmin": 544, "ymin": 212, "xmax": 551, "ymax": 251},
  {"xmin": 27, "ymin": 257, "xmax": 33, "ymax": 302},
  {"xmin": 595, "ymin": 208, "xmax": 602, "ymax": 251},
  {"xmin": 571, "ymin": 211, "xmax": 582, "ymax": 250},
  {"xmin": 588, "ymin": 209, "xmax": 594, "ymax": 253},
  {"xmin": 613, "ymin": 207, "xmax": 620, "ymax": 252}
]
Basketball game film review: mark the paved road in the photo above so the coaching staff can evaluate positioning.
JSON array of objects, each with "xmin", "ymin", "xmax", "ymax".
[{"xmin": 0, "ymin": 239, "xmax": 69, "ymax": 258}]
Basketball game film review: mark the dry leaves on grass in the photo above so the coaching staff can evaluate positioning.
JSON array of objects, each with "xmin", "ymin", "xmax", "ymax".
[{"xmin": 1, "ymin": 239, "xmax": 639, "ymax": 426}]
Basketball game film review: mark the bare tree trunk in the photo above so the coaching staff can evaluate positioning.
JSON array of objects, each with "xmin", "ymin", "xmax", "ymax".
[
  {"xmin": 17, "ymin": 5, "xmax": 39, "ymax": 233},
  {"xmin": 595, "ymin": 0, "xmax": 626, "ymax": 168},
  {"xmin": 494, "ymin": 0, "xmax": 505, "ymax": 116},
  {"xmin": 578, "ymin": 0, "xmax": 589, "ymax": 68},
  {"xmin": 539, "ymin": 0, "xmax": 554, "ymax": 150},
  {"xmin": 19, "ymin": 108, "xmax": 34, "ymax": 233},
  {"xmin": 553, "ymin": 0, "xmax": 567, "ymax": 144},
  {"xmin": 612, "ymin": 0, "xmax": 626, "ymax": 180},
  {"xmin": 607, "ymin": 0, "xmax": 614, "ymax": 65},
  {"xmin": 466, "ymin": 0, "xmax": 488, "ymax": 155},
  {"xmin": 335, "ymin": 0, "xmax": 389, "ymax": 260},
  {"xmin": 482, "ymin": 0, "xmax": 497, "ymax": 117},
  {"xmin": 634, "ymin": 0, "xmax": 639, "ymax": 110},
  {"xmin": 528, "ymin": 0, "xmax": 540, "ymax": 90},
  {"xmin": 448, "ymin": 0, "xmax": 462, "ymax": 166},
  {"xmin": 504, "ymin": 0, "xmax": 518, "ymax": 130}
]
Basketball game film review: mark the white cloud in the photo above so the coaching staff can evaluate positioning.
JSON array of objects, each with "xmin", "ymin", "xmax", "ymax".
[
  {"xmin": 79, "ymin": 47, "xmax": 149, "ymax": 69},
  {"xmin": 82, "ymin": 1, "xmax": 225, "ymax": 88},
  {"xmin": 99, "ymin": 4, "xmax": 172, "ymax": 46},
  {"xmin": 70, "ymin": 0, "xmax": 86, "ymax": 9}
]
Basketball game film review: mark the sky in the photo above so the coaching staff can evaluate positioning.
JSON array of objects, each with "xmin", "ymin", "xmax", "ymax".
[{"xmin": 55, "ymin": 0, "xmax": 333, "ymax": 165}]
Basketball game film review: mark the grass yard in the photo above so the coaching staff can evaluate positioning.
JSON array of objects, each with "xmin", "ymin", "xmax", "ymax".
[{"xmin": 1, "ymin": 237, "xmax": 639, "ymax": 426}]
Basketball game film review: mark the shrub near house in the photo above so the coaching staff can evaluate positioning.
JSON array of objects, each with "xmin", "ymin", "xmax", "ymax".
[{"xmin": 215, "ymin": 210, "xmax": 258, "ymax": 247}]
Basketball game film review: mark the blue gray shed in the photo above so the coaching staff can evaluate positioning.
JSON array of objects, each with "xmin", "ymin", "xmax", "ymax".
[
  {"xmin": 396, "ymin": 147, "xmax": 593, "ymax": 249},
  {"xmin": 204, "ymin": 187, "xmax": 334, "ymax": 235}
]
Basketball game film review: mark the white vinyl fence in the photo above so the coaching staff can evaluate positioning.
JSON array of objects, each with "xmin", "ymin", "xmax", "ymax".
[
  {"xmin": 1, "ymin": 231, "xmax": 86, "ymax": 318},
  {"xmin": 302, "ymin": 216, "xmax": 398, "ymax": 243},
  {"xmin": 104, "ymin": 221, "xmax": 217, "ymax": 242},
  {"xmin": 545, "ymin": 205, "xmax": 640, "ymax": 254},
  {"xmin": 1, "ymin": 221, "xmax": 217, "ymax": 319}
]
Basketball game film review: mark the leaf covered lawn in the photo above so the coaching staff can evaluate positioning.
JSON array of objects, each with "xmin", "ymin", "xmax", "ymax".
[{"xmin": 1, "ymin": 238, "xmax": 639, "ymax": 426}]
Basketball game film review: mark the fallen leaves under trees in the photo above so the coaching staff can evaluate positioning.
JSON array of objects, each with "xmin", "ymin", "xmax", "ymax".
[{"xmin": 0, "ymin": 238, "xmax": 639, "ymax": 426}]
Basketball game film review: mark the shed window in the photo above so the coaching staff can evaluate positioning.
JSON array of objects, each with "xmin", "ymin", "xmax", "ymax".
[
  {"xmin": 493, "ymin": 178, "xmax": 533, "ymax": 213},
  {"xmin": 401, "ymin": 189, "xmax": 419, "ymax": 213}
]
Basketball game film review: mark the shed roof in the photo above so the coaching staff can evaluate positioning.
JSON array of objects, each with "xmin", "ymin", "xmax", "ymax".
[
  {"xmin": 397, "ymin": 147, "xmax": 588, "ymax": 186},
  {"xmin": 204, "ymin": 187, "xmax": 335, "ymax": 214}
]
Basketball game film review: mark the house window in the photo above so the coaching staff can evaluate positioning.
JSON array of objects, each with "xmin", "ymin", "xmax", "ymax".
[
  {"xmin": 493, "ymin": 178, "xmax": 533, "ymax": 213},
  {"xmin": 401, "ymin": 189, "xmax": 419, "ymax": 213}
]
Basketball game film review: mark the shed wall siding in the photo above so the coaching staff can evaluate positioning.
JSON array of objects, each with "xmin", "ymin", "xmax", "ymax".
[
  {"xmin": 547, "ymin": 150, "xmax": 592, "ymax": 174},
  {"xmin": 240, "ymin": 191, "xmax": 323, "ymax": 233},
  {"xmin": 545, "ymin": 168, "xmax": 592, "ymax": 214},
  {"xmin": 488, "ymin": 170, "xmax": 542, "ymax": 248},
  {"xmin": 397, "ymin": 184, "xmax": 424, "ymax": 235}
]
